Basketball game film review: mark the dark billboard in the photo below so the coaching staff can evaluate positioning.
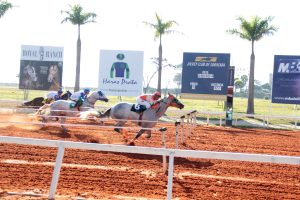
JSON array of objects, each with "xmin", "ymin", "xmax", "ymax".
[
  {"xmin": 19, "ymin": 60, "xmax": 63, "ymax": 90},
  {"xmin": 181, "ymin": 52, "xmax": 231, "ymax": 100},
  {"xmin": 272, "ymin": 55, "xmax": 300, "ymax": 104},
  {"xmin": 19, "ymin": 45, "xmax": 64, "ymax": 91}
]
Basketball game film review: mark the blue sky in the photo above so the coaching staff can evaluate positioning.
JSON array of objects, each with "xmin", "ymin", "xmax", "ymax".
[{"xmin": 0, "ymin": 0, "xmax": 299, "ymax": 88}]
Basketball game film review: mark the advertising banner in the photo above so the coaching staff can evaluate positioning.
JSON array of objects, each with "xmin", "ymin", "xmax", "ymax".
[
  {"xmin": 98, "ymin": 50, "xmax": 144, "ymax": 96},
  {"xmin": 272, "ymin": 55, "xmax": 300, "ymax": 104},
  {"xmin": 181, "ymin": 52, "xmax": 231, "ymax": 100},
  {"xmin": 19, "ymin": 45, "xmax": 63, "ymax": 91}
]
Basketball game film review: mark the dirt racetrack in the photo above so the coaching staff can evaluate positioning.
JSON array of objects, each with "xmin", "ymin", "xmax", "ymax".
[{"xmin": 0, "ymin": 112, "xmax": 299, "ymax": 200}]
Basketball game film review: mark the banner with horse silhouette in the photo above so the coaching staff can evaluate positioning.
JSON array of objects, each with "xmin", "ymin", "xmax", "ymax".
[
  {"xmin": 181, "ymin": 52, "xmax": 231, "ymax": 100},
  {"xmin": 19, "ymin": 45, "xmax": 64, "ymax": 91}
]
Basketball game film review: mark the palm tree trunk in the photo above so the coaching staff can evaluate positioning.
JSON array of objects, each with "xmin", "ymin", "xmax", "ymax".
[
  {"xmin": 157, "ymin": 36, "xmax": 162, "ymax": 92},
  {"xmin": 247, "ymin": 41, "xmax": 255, "ymax": 114},
  {"xmin": 74, "ymin": 25, "xmax": 81, "ymax": 92}
]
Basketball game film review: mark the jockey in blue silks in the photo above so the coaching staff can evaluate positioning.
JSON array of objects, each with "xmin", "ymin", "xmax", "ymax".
[
  {"xmin": 70, "ymin": 88, "xmax": 90, "ymax": 108},
  {"xmin": 45, "ymin": 88, "xmax": 63, "ymax": 104},
  {"xmin": 54, "ymin": 88, "xmax": 63, "ymax": 101}
]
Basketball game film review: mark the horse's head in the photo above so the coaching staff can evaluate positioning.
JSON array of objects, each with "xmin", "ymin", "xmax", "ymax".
[
  {"xmin": 163, "ymin": 93, "xmax": 184, "ymax": 109},
  {"xmin": 24, "ymin": 65, "xmax": 37, "ymax": 82},
  {"xmin": 90, "ymin": 91, "xmax": 109, "ymax": 102},
  {"xmin": 66, "ymin": 90, "xmax": 72, "ymax": 98},
  {"xmin": 61, "ymin": 90, "xmax": 72, "ymax": 100},
  {"xmin": 48, "ymin": 65, "xmax": 59, "ymax": 82}
]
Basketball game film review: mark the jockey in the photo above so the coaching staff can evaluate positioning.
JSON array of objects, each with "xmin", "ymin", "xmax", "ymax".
[
  {"xmin": 54, "ymin": 88, "xmax": 63, "ymax": 101},
  {"xmin": 136, "ymin": 91, "xmax": 161, "ymax": 111},
  {"xmin": 45, "ymin": 88, "xmax": 63, "ymax": 104},
  {"xmin": 70, "ymin": 88, "xmax": 90, "ymax": 107}
]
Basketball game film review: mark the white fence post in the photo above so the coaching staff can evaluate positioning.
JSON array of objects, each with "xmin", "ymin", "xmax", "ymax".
[
  {"xmin": 180, "ymin": 116, "xmax": 185, "ymax": 144},
  {"xmin": 160, "ymin": 127, "xmax": 167, "ymax": 173},
  {"xmin": 166, "ymin": 151, "xmax": 175, "ymax": 200},
  {"xmin": 175, "ymin": 121, "xmax": 180, "ymax": 149},
  {"xmin": 49, "ymin": 143, "xmax": 65, "ymax": 200}
]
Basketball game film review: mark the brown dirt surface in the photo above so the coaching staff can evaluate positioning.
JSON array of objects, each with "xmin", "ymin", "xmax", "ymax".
[{"xmin": 0, "ymin": 112, "xmax": 299, "ymax": 200}]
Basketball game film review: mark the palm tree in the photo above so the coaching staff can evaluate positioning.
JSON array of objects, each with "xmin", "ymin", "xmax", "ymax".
[
  {"xmin": 61, "ymin": 4, "xmax": 96, "ymax": 92},
  {"xmin": 143, "ymin": 13, "xmax": 179, "ymax": 92},
  {"xmin": 227, "ymin": 16, "xmax": 278, "ymax": 114},
  {"xmin": 0, "ymin": 0, "xmax": 13, "ymax": 19}
]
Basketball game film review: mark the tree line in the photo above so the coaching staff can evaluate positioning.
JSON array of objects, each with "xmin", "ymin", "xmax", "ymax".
[{"xmin": 1, "ymin": 1, "xmax": 278, "ymax": 114}]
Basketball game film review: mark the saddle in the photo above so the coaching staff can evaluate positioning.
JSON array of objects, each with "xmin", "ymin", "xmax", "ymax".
[
  {"xmin": 131, "ymin": 104, "xmax": 147, "ymax": 113},
  {"xmin": 69, "ymin": 101, "xmax": 81, "ymax": 111}
]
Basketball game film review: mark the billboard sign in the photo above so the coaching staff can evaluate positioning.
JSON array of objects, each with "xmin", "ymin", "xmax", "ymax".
[
  {"xmin": 181, "ymin": 52, "xmax": 231, "ymax": 100},
  {"xmin": 272, "ymin": 55, "xmax": 300, "ymax": 104},
  {"xmin": 98, "ymin": 50, "xmax": 144, "ymax": 96},
  {"xmin": 19, "ymin": 45, "xmax": 63, "ymax": 90}
]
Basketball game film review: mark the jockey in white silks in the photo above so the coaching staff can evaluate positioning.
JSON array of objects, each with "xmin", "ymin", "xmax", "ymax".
[
  {"xmin": 135, "ymin": 91, "xmax": 161, "ymax": 111},
  {"xmin": 45, "ymin": 88, "xmax": 63, "ymax": 104},
  {"xmin": 70, "ymin": 88, "xmax": 90, "ymax": 108}
]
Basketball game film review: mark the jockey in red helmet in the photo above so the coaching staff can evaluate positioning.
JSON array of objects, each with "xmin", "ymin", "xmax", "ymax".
[{"xmin": 135, "ymin": 91, "xmax": 161, "ymax": 112}]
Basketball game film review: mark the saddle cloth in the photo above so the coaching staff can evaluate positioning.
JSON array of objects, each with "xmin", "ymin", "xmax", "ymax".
[{"xmin": 131, "ymin": 104, "xmax": 147, "ymax": 113}]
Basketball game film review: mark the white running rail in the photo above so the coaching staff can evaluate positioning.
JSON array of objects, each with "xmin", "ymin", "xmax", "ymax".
[{"xmin": 0, "ymin": 136, "xmax": 300, "ymax": 200}]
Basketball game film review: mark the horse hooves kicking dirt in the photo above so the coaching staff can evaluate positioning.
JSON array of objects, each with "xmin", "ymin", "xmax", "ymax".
[{"xmin": 128, "ymin": 141, "xmax": 135, "ymax": 146}]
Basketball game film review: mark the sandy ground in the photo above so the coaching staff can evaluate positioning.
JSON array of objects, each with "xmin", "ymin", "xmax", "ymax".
[{"xmin": 0, "ymin": 113, "xmax": 299, "ymax": 200}]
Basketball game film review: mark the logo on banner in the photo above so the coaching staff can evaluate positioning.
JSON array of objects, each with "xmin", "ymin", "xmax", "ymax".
[
  {"xmin": 195, "ymin": 56, "xmax": 217, "ymax": 62},
  {"xmin": 278, "ymin": 59, "xmax": 300, "ymax": 73},
  {"xmin": 110, "ymin": 53, "xmax": 130, "ymax": 79}
]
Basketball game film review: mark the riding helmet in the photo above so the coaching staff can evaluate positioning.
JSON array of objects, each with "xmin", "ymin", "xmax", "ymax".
[
  {"xmin": 153, "ymin": 91, "xmax": 161, "ymax": 97},
  {"xmin": 84, "ymin": 88, "xmax": 90, "ymax": 93}
]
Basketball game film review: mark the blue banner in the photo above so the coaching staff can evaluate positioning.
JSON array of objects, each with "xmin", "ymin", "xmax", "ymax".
[
  {"xmin": 181, "ymin": 52, "xmax": 230, "ymax": 100},
  {"xmin": 272, "ymin": 55, "xmax": 300, "ymax": 104}
]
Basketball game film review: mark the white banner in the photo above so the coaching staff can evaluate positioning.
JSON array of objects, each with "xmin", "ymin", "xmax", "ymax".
[
  {"xmin": 21, "ymin": 45, "xmax": 63, "ymax": 61},
  {"xmin": 98, "ymin": 50, "xmax": 144, "ymax": 96}
]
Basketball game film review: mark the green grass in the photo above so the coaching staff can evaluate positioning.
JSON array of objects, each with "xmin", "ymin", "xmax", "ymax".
[{"xmin": 0, "ymin": 86, "xmax": 299, "ymax": 119}]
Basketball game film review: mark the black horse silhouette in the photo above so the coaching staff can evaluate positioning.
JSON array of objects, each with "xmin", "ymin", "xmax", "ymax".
[{"xmin": 21, "ymin": 91, "xmax": 72, "ymax": 108}]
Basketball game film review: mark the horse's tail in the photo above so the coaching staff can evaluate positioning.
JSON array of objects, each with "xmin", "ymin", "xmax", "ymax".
[
  {"xmin": 100, "ymin": 108, "xmax": 111, "ymax": 118},
  {"xmin": 78, "ymin": 110, "xmax": 101, "ymax": 120}
]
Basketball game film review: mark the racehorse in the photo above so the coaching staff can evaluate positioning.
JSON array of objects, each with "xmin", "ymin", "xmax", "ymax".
[
  {"xmin": 48, "ymin": 64, "xmax": 61, "ymax": 90},
  {"xmin": 94, "ymin": 93, "xmax": 184, "ymax": 145},
  {"xmin": 21, "ymin": 64, "xmax": 37, "ymax": 89},
  {"xmin": 40, "ymin": 91, "xmax": 109, "ymax": 133},
  {"xmin": 22, "ymin": 91, "xmax": 72, "ymax": 108}
]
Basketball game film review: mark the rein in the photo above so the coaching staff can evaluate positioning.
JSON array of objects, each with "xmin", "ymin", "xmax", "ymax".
[{"xmin": 154, "ymin": 98, "xmax": 169, "ymax": 113}]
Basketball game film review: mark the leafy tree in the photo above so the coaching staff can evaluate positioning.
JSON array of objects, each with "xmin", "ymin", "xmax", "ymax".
[
  {"xmin": 61, "ymin": 4, "xmax": 97, "ymax": 91},
  {"xmin": 240, "ymin": 74, "xmax": 248, "ymax": 87},
  {"xmin": 0, "ymin": 0, "xmax": 12, "ymax": 19},
  {"xmin": 173, "ymin": 73, "xmax": 182, "ymax": 89},
  {"xmin": 143, "ymin": 13, "xmax": 179, "ymax": 92},
  {"xmin": 227, "ymin": 16, "xmax": 278, "ymax": 114},
  {"xmin": 234, "ymin": 78, "xmax": 244, "ymax": 92}
]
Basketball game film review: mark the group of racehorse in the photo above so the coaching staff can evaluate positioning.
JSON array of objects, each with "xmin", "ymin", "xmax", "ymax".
[{"xmin": 23, "ymin": 91, "xmax": 185, "ymax": 145}]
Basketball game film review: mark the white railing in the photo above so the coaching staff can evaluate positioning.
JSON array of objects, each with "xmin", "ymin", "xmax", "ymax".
[{"xmin": 0, "ymin": 136, "xmax": 299, "ymax": 200}]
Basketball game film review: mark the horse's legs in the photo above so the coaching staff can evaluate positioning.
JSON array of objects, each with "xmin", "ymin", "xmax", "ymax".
[
  {"xmin": 114, "ymin": 121, "xmax": 128, "ymax": 142},
  {"xmin": 128, "ymin": 129, "xmax": 146, "ymax": 146},
  {"xmin": 60, "ymin": 117, "xmax": 67, "ymax": 133},
  {"xmin": 145, "ymin": 130, "xmax": 152, "ymax": 139}
]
